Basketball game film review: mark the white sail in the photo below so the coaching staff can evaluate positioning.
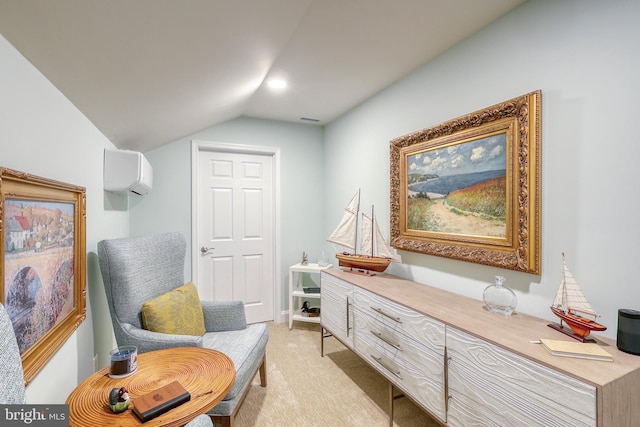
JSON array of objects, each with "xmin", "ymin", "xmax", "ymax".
[
  {"xmin": 552, "ymin": 275, "xmax": 567, "ymax": 311},
  {"xmin": 361, "ymin": 213, "xmax": 396, "ymax": 260},
  {"xmin": 361, "ymin": 213, "xmax": 374, "ymax": 256},
  {"xmin": 327, "ymin": 190, "xmax": 360, "ymax": 250},
  {"xmin": 552, "ymin": 259, "xmax": 598, "ymax": 316},
  {"xmin": 374, "ymin": 219, "xmax": 397, "ymax": 260}
]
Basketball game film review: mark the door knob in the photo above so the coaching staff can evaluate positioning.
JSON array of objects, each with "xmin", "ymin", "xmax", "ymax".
[{"xmin": 200, "ymin": 246, "xmax": 214, "ymax": 254}]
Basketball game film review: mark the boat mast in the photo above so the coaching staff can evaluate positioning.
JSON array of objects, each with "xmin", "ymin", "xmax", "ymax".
[
  {"xmin": 370, "ymin": 205, "xmax": 375, "ymax": 257},
  {"xmin": 353, "ymin": 189, "xmax": 360, "ymax": 255}
]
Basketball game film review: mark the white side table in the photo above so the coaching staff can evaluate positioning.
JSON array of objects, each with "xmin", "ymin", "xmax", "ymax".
[{"xmin": 288, "ymin": 262, "xmax": 332, "ymax": 329}]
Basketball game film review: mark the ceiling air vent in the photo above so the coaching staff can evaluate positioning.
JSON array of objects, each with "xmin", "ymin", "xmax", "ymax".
[{"xmin": 299, "ymin": 117, "xmax": 320, "ymax": 123}]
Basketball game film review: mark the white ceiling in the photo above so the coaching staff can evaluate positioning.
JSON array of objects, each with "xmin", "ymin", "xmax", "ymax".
[{"xmin": 0, "ymin": 0, "xmax": 525, "ymax": 152}]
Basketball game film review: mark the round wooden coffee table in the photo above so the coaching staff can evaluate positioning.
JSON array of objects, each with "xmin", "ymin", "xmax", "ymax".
[{"xmin": 66, "ymin": 347, "xmax": 235, "ymax": 427}]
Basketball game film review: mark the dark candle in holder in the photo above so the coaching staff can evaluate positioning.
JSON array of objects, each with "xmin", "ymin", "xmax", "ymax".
[{"xmin": 109, "ymin": 346, "xmax": 138, "ymax": 378}]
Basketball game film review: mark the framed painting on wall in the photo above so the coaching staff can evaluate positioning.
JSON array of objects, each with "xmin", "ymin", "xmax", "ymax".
[
  {"xmin": 1, "ymin": 167, "xmax": 86, "ymax": 384},
  {"xmin": 390, "ymin": 90, "xmax": 541, "ymax": 274}
]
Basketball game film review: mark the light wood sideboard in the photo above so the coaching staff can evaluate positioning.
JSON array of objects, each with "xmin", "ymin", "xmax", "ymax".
[{"xmin": 320, "ymin": 268, "xmax": 640, "ymax": 427}]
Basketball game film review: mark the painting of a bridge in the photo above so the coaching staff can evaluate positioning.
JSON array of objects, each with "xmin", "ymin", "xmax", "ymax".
[
  {"xmin": 4, "ymin": 199, "xmax": 75, "ymax": 355},
  {"xmin": 1, "ymin": 167, "xmax": 86, "ymax": 385}
]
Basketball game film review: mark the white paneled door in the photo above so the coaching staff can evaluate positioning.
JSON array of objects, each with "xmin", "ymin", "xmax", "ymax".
[{"xmin": 196, "ymin": 147, "xmax": 275, "ymax": 324}]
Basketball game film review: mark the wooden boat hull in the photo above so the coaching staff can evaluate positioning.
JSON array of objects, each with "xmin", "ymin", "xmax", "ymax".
[
  {"xmin": 336, "ymin": 253, "xmax": 391, "ymax": 273},
  {"xmin": 550, "ymin": 306, "xmax": 607, "ymax": 338}
]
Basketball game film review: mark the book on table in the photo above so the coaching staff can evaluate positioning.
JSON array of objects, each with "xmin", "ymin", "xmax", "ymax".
[
  {"xmin": 539, "ymin": 338, "xmax": 613, "ymax": 361},
  {"xmin": 132, "ymin": 380, "xmax": 191, "ymax": 422}
]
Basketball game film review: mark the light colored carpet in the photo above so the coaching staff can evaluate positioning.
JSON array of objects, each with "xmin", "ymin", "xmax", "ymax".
[{"xmin": 234, "ymin": 322, "xmax": 442, "ymax": 427}]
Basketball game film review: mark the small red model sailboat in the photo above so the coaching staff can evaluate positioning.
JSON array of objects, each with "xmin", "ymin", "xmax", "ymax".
[{"xmin": 548, "ymin": 254, "xmax": 606, "ymax": 342}]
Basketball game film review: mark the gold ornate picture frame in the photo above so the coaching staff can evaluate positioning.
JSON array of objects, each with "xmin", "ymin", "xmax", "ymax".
[
  {"xmin": 1, "ymin": 167, "xmax": 86, "ymax": 384},
  {"xmin": 390, "ymin": 90, "xmax": 541, "ymax": 274}
]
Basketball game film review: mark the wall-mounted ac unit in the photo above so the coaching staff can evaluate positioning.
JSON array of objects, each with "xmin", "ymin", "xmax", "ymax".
[{"xmin": 103, "ymin": 149, "xmax": 153, "ymax": 195}]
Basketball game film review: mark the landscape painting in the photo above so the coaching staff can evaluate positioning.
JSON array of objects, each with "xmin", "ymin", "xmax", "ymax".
[
  {"xmin": 1, "ymin": 167, "xmax": 86, "ymax": 385},
  {"xmin": 389, "ymin": 90, "xmax": 541, "ymax": 274},
  {"xmin": 407, "ymin": 133, "xmax": 507, "ymax": 238},
  {"xmin": 4, "ymin": 199, "xmax": 76, "ymax": 355}
]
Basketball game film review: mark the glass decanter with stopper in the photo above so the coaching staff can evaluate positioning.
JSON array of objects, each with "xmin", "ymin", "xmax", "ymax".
[{"xmin": 483, "ymin": 275, "xmax": 517, "ymax": 316}]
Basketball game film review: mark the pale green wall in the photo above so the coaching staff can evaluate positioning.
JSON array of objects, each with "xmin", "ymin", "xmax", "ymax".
[
  {"xmin": 0, "ymin": 34, "xmax": 129, "ymax": 402},
  {"xmin": 323, "ymin": 0, "xmax": 640, "ymax": 339},
  {"xmin": 130, "ymin": 117, "xmax": 325, "ymax": 313}
]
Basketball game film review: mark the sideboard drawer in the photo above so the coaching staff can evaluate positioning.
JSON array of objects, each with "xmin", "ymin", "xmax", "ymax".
[
  {"xmin": 354, "ymin": 287, "xmax": 445, "ymax": 352},
  {"xmin": 356, "ymin": 309, "xmax": 442, "ymax": 375},
  {"xmin": 353, "ymin": 288, "xmax": 447, "ymax": 423},
  {"xmin": 354, "ymin": 323, "xmax": 446, "ymax": 422},
  {"xmin": 447, "ymin": 327, "xmax": 597, "ymax": 427}
]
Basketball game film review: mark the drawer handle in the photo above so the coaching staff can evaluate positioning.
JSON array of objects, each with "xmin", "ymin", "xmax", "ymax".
[
  {"xmin": 370, "ymin": 306, "xmax": 402, "ymax": 323},
  {"xmin": 346, "ymin": 297, "xmax": 353, "ymax": 337},
  {"xmin": 370, "ymin": 330, "xmax": 402, "ymax": 350},
  {"xmin": 371, "ymin": 355, "xmax": 402, "ymax": 379},
  {"xmin": 444, "ymin": 348, "xmax": 451, "ymax": 412}
]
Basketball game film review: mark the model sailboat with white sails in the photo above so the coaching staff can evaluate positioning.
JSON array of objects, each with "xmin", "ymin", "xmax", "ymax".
[
  {"xmin": 549, "ymin": 253, "xmax": 606, "ymax": 341},
  {"xmin": 327, "ymin": 190, "xmax": 398, "ymax": 275}
]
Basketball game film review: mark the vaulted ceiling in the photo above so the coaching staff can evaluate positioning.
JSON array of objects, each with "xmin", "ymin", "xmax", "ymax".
[{"xmin": 0, "ymin": 0, "xmax": 525, "ymax": 152}]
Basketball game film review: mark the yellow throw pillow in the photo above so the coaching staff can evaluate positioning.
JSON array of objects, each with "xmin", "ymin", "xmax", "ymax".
[{"xmin": 141, "ymin": 282, "xmax": 206, "ymax": 336}]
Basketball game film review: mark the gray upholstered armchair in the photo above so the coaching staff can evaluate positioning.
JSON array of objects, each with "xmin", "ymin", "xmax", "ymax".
[{"xmin": 98, "ymin": 232, "xmax": 268, "ymax": 427}]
